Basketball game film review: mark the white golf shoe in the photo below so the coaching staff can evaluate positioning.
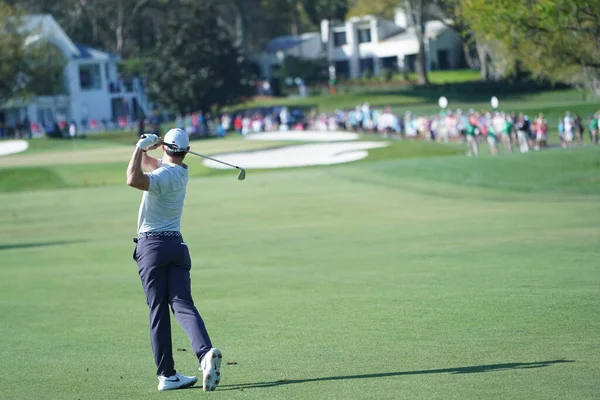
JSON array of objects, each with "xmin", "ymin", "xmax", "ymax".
[
  {"xmin": 157, "ymin": 372, "xmax": 198, "ymax": 391},
  {"xmin": 200, "ymin": 348, "xmax": 222, "ymax": 391}
]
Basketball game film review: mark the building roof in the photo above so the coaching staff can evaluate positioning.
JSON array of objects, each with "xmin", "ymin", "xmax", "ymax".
[
  {"xmin": 265, "ymin": 32, "xmax": 320, "ymax": 53},
  {"xmin": 74, "ymin": 43, "xmax": 118, "ymax": 60},
  {"xmin": 22, "ymin": 14, "xmax": 118, "ymax": 61},
  {"xmin": 383, "ymin": 20, "xmax": 451, "ymax": 43}
]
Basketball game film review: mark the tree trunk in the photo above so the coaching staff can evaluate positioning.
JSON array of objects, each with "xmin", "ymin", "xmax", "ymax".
[
  {"xmin": 475, "ymin": 37, "xmax": 499, "ymax": 81},
  {"xmin": 475, "ymin": 38, "xmax": 488, "ymax": 81},
  {"xmin": 116, "ymin": 0, "xmax": 124, "ymax": 55},
  {"xmin": 407, "ymin": 0, "xmax": 429, "ymax": 85},
  {"xmin": 290, "ymin": 0, "xmax": 302, "ymax": 58},
  {"xmin": 415, "ymin": 32, "xmax": 429, "ymax": 85},
  {"xmin": 461, "ymin": 35, "xmax": 479, "ymax": 70},
  {"xmin": 290, "ymin": 0, "xmax": 300, "ymax": 37},
  {"xmin": 91, "ymin": 15, "xmax": 99, "ymax": 44}
]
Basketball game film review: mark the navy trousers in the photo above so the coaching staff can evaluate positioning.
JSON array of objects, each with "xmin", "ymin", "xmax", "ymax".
[{"xmin": 134, "ymin": 236, "xmax": 212, "ymax": 376}]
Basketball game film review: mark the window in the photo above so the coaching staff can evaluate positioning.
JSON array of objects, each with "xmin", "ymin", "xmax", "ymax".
[
  {"xmin": 333, "ymin": 31, "xmax": 347, "ymax": 47},
  {"xmin": 334, "ymin": 61, "xmax": 350, "ymax": 79},
  {"xmin": 360, "ymin": 58, "xmax": 374, "ymax": 75},
  {"xmin": 381, "ymin": 56, "xmax": 399, "ymax": 71},
  {"xmin": 37, "ymin": 108, "xmax": 55, "ymax": 124},
  {"xmin": 79, "ymin": 64, "xmax": 102, "ymax": 90},
  {"xmin": 105, "ymin": 63, "xmax": 110, "ymax": 81},
  {"xmin": 358, "ymin": 28, "xmax": 372, "ymax": 44}
]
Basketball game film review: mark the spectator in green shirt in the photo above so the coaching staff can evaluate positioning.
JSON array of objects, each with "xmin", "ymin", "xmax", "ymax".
[{"xmin": 588, "ymin": 114, "xmax": 598, "ymax": 144}]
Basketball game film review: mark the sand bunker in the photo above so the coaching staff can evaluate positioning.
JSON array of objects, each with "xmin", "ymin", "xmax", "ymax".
[
  {"xmin": 246, "ymin": 131, "xmax": 359, "ymax": 142},
  {"xmin": 0, "ymin": 140, "xmax": 29, "ymax": 157},
  {"xmin": 203, "ymin": 141, "xmax": 389, "ymax": 169}
]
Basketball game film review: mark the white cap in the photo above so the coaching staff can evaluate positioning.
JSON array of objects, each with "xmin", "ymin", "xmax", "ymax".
[{"xmin": 163, "ymin": 128, "xmax": 189, "ymax": 152}]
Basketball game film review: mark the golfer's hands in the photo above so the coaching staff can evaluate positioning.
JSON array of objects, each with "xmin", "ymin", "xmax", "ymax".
[
  {"xmin": 146, "ymin": 138, "xmax": 162, "ymax": 151},
  {"xmin": 137, "ymin": 134, "xmax": 160, "ymax": 151}
]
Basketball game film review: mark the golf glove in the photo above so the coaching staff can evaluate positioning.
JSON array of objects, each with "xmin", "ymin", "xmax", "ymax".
[{"xmin": 137, "ymin": 134, "xmax": 160, "ymax": 151}]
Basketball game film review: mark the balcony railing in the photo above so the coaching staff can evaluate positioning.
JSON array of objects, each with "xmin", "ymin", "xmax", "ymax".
[{"xmin": 108, "ymin": 77, "xmax": 145, "ymax": 94}]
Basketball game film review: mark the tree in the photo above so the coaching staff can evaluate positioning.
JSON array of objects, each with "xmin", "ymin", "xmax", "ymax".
[
  {"xmin": 461, "ymin": 0, "xmax": 600, "ymax": 94},
  {"xmin": 302, "ymin": 0, "xmax": 349, "ymax": 26},
  {"xmin": 107, "ymin": 0, "xmax": 152, "ymax": 56},
  {"xmin": 0, "ymin": 1, "xmax": 65, "ymax": 104},
  {"xmin": 347, "ymin": 0, "xmax": 397, "ymax": 18},
  {"xmin": 145, "ymin": 0, "xmax": 252, "ymax": 114},
  {"xmin": 259, "ymin": 0, "xmax": 304, "ymax": 37},
  {"xmin": 258, "ymin": 0, "xmax": 348, "ymax": 38},
  {"xmin": 426, "ymin": 0, "xmax": 502, "ymax": 81},
  {"xmin": 66, "ymin": 0, "xmax": 156, "ymax": 56},
  {"xmin": 11, "ymin": 0, "xmax": 164, "ymax": 57}
]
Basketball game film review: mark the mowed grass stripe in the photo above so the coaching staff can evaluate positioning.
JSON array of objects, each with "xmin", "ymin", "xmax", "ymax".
[
  {"xmin": 0, "ymin": 167, "xmax": 67, "ymax": 192},
  {"xmin": 0, "ymin": 139, "xmax": 465, "ymax": 192},
  {"xmin": 0, "ymin": 137, "xmax": 288, "ymax": 167},
  {"xmin": 3, "ymin": 138, "xmax": 599, "ymax": 194}
]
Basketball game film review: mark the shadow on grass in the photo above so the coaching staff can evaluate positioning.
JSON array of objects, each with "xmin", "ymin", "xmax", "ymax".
[
  {"xmin": 0, "ymin": 240, "xmax": 86, "ymax": 251},
  {"xmin": 214, "ymin": 359, "xmax": 574, "ymax": 391}
]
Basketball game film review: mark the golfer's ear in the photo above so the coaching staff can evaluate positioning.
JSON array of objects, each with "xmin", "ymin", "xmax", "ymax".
[{"xmin": 186, "ymin": 146, "xmax": 190, "ymax": 152}]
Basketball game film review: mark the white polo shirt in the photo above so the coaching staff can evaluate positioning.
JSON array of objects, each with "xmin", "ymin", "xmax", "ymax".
[{"xmin": 137, "ymin": 161, "xmax": 188, "ymax": 234}]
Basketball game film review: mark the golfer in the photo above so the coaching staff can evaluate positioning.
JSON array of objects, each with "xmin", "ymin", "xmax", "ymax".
[{"xmin": 127, "ymin": 128, "xmax": 222, "ymax": 392}]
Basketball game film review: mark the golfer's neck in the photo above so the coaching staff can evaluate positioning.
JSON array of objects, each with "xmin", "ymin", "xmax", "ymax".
[{"xmin": 163, "ymin": 156, "xmax": 184, "ymax": 166}]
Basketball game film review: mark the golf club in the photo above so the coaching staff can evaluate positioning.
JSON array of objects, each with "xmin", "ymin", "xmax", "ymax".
[{"xmin": 162, "ymin": 141, "xmax": 246, "ymax": 180}]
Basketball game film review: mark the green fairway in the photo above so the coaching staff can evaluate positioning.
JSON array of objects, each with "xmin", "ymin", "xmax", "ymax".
[
  {"xmin": 1, "ymin": 133, "xmax": 599, "ymax": 400},
  {"xmin": 0, "ymin": 138, "xmax": 464, "ymax": 191},
  {"xmin": 233, "ymin": 83, "xmax": 599, "ymax": 115}
]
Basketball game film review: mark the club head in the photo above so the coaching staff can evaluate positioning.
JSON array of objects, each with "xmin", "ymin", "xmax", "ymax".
[{"xmin": 237, "ymin": 169, "xmax": 246, "ymax": 181}]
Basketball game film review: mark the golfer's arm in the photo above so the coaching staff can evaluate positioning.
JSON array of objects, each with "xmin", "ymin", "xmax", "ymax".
[
  {"xmin": 141, "ymin": 152, "xmax": 160, "ymax": 172},
  {"xmin": 126, "ymin": 148, "xmax": 150, "ymax": 191}
]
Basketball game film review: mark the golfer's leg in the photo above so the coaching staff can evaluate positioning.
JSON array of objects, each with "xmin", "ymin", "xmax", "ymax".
[
  {"xmin": 167, "ymin": 244, "xmax": 212, "ymax": 361},
  {"xmin": 138, "ymin": 251, "xmax": 175, "ymax": 377}
]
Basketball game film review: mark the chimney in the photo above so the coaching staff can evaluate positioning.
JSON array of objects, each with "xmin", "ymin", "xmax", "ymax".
[
  {"xmin": 321, "ymin": 19, "xmax": 330, "ymax": 44},
  {"xmin": 394, "ymin": 8, "xmax": 407, "ymax": 29}
]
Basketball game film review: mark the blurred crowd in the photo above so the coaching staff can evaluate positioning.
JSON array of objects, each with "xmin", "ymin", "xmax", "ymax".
[
  {"xmin": 0, "ymin": 116, "xmax": 150, "ymax": 140},
  {"xmin": 3, "ymin": 103, "xmax": 599, "ymax": 159},
  {"xmin": 197, "ymin": 103, "xmax": 599, "ymax": 156}
]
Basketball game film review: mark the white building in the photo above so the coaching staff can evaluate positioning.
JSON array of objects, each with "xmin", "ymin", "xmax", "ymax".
[
  {"xmin": 252, "ymin": 9, "xmax": 463, "ymax": 80},
  {"xmin": 1, "ymin": 15, "xmax": 151, "ymax": 135},
  {"xmin": 249, "ymin": 32, "xmax": 323, "ymax": 80}
]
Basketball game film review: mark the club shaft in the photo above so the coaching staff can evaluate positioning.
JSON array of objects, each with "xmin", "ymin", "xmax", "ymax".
[{"xmin": 187, "ymin": 150, "xmax": 243, "ymax": 171}]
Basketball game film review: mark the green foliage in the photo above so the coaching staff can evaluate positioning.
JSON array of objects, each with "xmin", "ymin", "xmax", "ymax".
[
  {"xmin": 22, "ymin": 39, "xmax": 66, "ymax": 96},
  {"xmin": 381, "ymin": 67, "xmax": 394, "ymax": 82},
  {"xmin": 361, "ymin": 68, "xmax": 374, "ymax": 80},
  {"xmin": 0, "ymin": 1, "xmax": 65, "ymax": 103},
  {"xmin": 461, "ymin": 0, "xmax": 600, "ymax": 95},
  {"xmin": 118, "ymin": 57, "xmax": 151, "ymax": 78},
  {"xmin": 0, "ymin": 1, "xmax": 26, "ymax": 101},
  {"xmin": 347, "ymin": 0, "xmax": 398, "ymax": 18},
  {"xmin": 404, "ymin": 69, "xmax": 480, "ymax": 84},
  {"xmin": 302, "ymin": 0, "xmax": 349, "ymax": 24},
  {"xmin": 145, "ymin": 1, "xmax": 253, "ymax": 113},
  {"xmin": 9, "ymin": 0, "xmax": 155, "ymax": 56}
]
